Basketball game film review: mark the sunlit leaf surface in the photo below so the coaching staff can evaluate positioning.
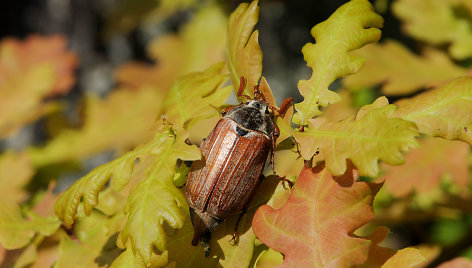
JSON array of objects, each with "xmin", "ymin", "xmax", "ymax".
[
  {"xmin": 295, "ymin": 97, "xmax": 418, "ymax": 177},
  {"xmin": 227, "ymin": 0, "xmax": 262, "ymax": 97},
  {"xmin": 344, "ymin": 40, "xmax": 467, "ymax": 95},
  {"xmin": 380, "ymin": 137, "xmax": 470, "ymax": 197},
  {"xmin": 395, "ymin": 77, "xmax": 472, "ymax": 145},
  {"xmin": 293, "ymin": 0, "xmax": 383, "ymax": 125},
  {"xmin": 393, "ymin": 0, "xmax": 472, "ymax": 59},
  {"xmin": 253, "ymin": 163, "xmax": 382, "ymax": 267}
]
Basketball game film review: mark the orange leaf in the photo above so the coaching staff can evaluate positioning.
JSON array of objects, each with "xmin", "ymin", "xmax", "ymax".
[
  {"xmin": 379, "ymin": 137, "xmax": 470, "ymax": 197},
  {"xmin": 437, "ymin": 257, "xmax": 472, "ymax": 268},
  {"xmin": 0, "ymin": 35, "xmax": 77, "ymax": 95},
  {"xmin": 0, "ymin": 35, "xmax": 77, "ymax": 137},
  {"xmin": 355, "ymin": 227, "xmax": 425, "ymax": 268},
  {"xmin": 252, "ymin": 162, "xmax": 382, "ymax": 267}
]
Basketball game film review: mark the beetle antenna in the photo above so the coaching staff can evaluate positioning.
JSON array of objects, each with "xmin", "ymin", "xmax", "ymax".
[{"xmin": 237, "ymin": 77, "xmax": 252, "ymax": 100}]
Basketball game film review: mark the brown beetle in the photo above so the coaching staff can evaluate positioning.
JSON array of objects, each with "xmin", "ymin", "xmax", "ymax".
[{"xmin": 185, "ymin": 77, "xmax": 292, "ymax": 256}]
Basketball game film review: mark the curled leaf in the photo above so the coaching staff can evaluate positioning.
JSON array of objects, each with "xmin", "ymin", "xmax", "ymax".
[
  {"xmin": 343, "ymin": 40, "xmax": 467, "ymax": 95},
  {"xmin": 295, "ymin": 97, "xmax": 419, "ymax": 177},
  {"xmin": 253, "ymin": 163, "xmax": 382, "ymax": 267},
  {"xmin": 394, "ymin": 77, "xmax": 472, "ymax": 145},
  {"xmin": 227, "ymin": 0, "xmax": 262, "ymax": 97},
  {"xmin": 293, "ymin": 0, "xmax": 383, "ymax": 125},
  {"xmin": 54, "ymin": 122, "xmax": 200, "ymax": 229}
]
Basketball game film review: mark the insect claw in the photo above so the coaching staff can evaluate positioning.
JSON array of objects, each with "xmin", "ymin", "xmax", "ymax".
[{"xmin": 229, "ymin": 233, "xmax": 238, "ymax": 246}]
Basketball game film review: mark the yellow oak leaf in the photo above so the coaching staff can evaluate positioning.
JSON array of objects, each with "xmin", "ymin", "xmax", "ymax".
[
  {"xmin": 295, "ymin": 97, "xmax": 418, "ymax": 177},
  {"xmin": 394, "ymin": 77, "xmax": 472, "ymax": 145},
  {"xmin": 55, "ymin": 211, "xmax": 126, "ymax": 268},
  {"xmin": 292, "ymin": 0, "xmax": 383, "ymax": 126},
  {"xmin": 344, "ymin": 40, "xmax": 467, "ymax": 95},
  {"xmin": 379, "ymin": 137, "xmax": 470, "ymax": 197},
  {"xmin": 254, "ymin": 248, "xmax": 283, "ymax": 268},
  {"xmin": 0, "ymin": 35, "xmax": 77, "ymax": 138},
  {"xmin": 105, "ymin": 0, "xmax": 197, "ymax": 37},
  {"xmin": 0, "ymin": 200, "xmax": 60, "ymax": 249},
  {"xmin": 0, "ymin": 152, "xmax": 33, "ymax": 203},
  {"xmin": 54, "ymin": 121, "xmax": 200, "ymax": 229},
  {"xmin": 393, "ymin": 0, "xmax": 472, "ymax": 59},
  {"xmin": 29, "ymin": 86, "xmax": 164, "ymax": 168},
  {"xmin": 227, "ymin": 0, "xmax": 262, "ymax": 97},
  {"xmin": 115, "ymin": 4, "xmax": 226, "ymax": 91},
  {"xmin": 160, "ymin": 63, "xmax": 231, "ymax": 128}
]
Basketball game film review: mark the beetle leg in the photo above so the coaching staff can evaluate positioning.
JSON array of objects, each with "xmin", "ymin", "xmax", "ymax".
[
  {"xmin": 229, "ymin": 208, "xmax": 248, "ymax": 246},
  {"xmin": 278, "ymin": 97, "xmax": 293, "ymax": 117},
  {"xmin": 237, "ymin": 77, "xmax": 252, "ymax": 100}
]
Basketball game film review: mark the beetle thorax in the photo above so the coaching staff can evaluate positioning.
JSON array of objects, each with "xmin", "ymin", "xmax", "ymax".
[{"xmin": 225, "ymin": 100, "xmax": 274, "ymax": 137}]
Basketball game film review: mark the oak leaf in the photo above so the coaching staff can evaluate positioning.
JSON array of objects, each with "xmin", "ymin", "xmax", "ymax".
[
  {"xmin": 292, "ymin": 0, "xmax": 383, "ymax": 125},
  {"xmin": 0, "ymin": 152, "xmax": 33, "ymax": 203},
  {"xmin": 252, "ymin": 163, "xmax": 382, "ymax": 267},
  {"xmin": 379, "ymin": 137, "xmax": 470, "ymax": 197},
  {"xmin": 55, "ymin": 211, "xmax": 126, "ymax": 268},
  {"xmin": 294, "ymin": 97, "xmax": 418, "ymax": 177},
  {"xmin": 355, "ymin": 227, "xmax": 425, "ymax": 268},
  {"xmin": 29, "ymin": 86, "xmax": 164, "ymax": 168},
  {"xmin": 115, "ymin": 4, "xmax": 226, "ymax": 90},
  {"xmin": 393, "ymin": 0, "xmax": 472, "ymax": 59},
  {"xmin": 0, "ymin": 200, "xmax": 60, "ymax": 249},
  {"xmin": 343, "ymin": 40, "xmax": 467, "ymax": 95},
  {"xmin": 160, "ymin": 63, "xmax": 231, "ymax": 128},
  {"xmin": 437, "ymin": 257, "xmax": 472, "ymax": 268},
  {"xmin": 227, "ymin": 0, "xmax": 262, "ymax": 97},
  {"xmin": 0, "ymin": 35, "xmax": 77, "ymax": 138},
  {"xmin": 394, "ymin": 77, "xmax": 472, "ymax": 145}
]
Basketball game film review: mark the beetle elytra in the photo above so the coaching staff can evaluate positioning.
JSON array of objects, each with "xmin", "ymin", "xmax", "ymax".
[{"xmin": 185, "ymin": 77, "xmax": 292, "ymax": 256}]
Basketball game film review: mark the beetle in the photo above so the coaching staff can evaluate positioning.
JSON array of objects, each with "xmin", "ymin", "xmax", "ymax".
[{"xmin": 185, "ymin": 77, "xmax": 292, "ymax": 256}]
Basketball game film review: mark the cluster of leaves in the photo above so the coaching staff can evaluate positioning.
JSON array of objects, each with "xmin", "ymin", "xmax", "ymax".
[{"xmin": 1, "ymin": 0, "xmax": 472, "ymax": 267}]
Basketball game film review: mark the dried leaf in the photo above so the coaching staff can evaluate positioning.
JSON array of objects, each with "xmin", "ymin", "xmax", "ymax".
[
  {"xmin": 292, "ymin": 0, "xmax": 383, "ymax": 125},
  {"xmin": 115, "ymin": 4, "xmax": 226, "ymax": 90},
  {"xmin": 394, "ymin": 77, "xmax": 472, "ymax": 145},
  {"xmin": 393, "ymin": 0, "xmax": 472, "ymax": 59},
  {"xmin": 253, "ymin": 163, "xmax": 382, "ymax": 267},
  {"xmin": 0, "ymin": 152, "xmax": 33, "ymax": 203},
  {"xmin": 0, "ymin": 200, "xmax": 60, "ymax": 249},
  {"xmin": 29, "ymin": 86, "xmax": 164, "ymax": 167},
  {"xmin": 437, "ymin": 257, "xmax": 472, "ymax": 268},
  {"xmin": 0, "ymin": 35, "xmax": 77, "ymax": 137},
  {"xmin": 379, "ymin": 137, "xmax": 470, "ymax": 197},
  {"xmin": 343, "ymin": 40, "xmax": 467, "ymax": 95},
  {"xmin": 295, "ymin": 97, "xmax": 418, "ymax": 177},
  {"xmin": 227, "ymin": 0, "xmax": 262, "ymax": 97}
]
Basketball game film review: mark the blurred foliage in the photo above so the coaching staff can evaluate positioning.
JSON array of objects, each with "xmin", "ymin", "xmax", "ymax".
[{"xmin": 0, "ymin": 0, "xmax": 472, "ymax": 267}]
